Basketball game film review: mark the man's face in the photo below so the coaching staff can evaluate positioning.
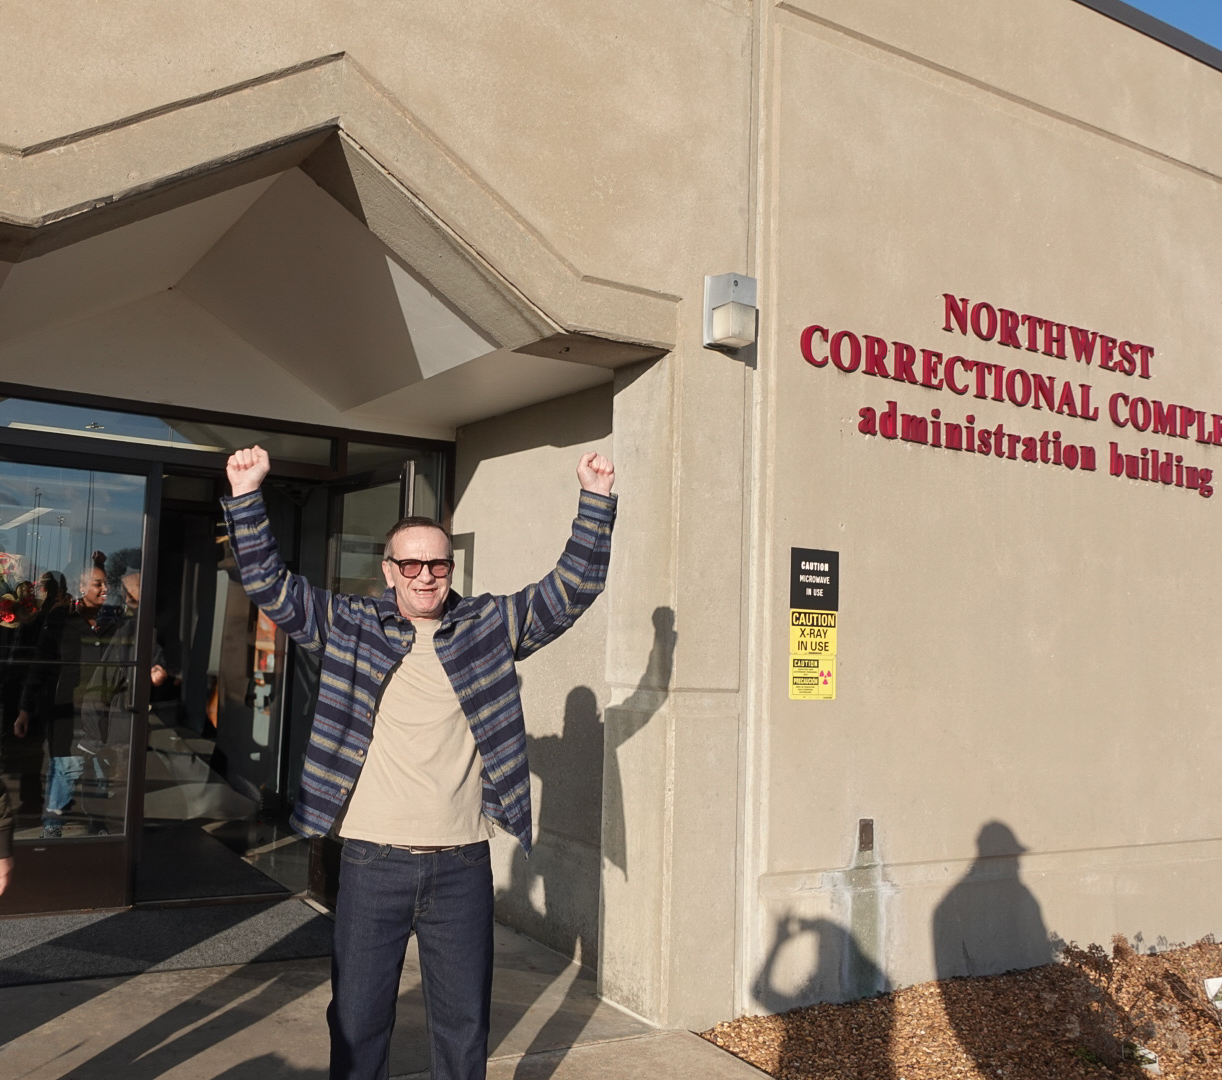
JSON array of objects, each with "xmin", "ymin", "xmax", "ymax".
[
  {"xmin": 79, "ymin": 568, "xmax": 107, "ymax": 610},
  {"xmin": 121, "ymin": 570, "xmax": 141, "ymax": 611},
  {"xmin": 382, "ymin": 525, "xmax": 452, "ymax": 620}
]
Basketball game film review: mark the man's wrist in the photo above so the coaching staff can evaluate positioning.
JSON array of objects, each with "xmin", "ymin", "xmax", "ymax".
[
  {"xmin": 577, "ymin": 488, "xmax": 617, "ymax": 522},
  {"xmin": 221, "ymin": 489, "xmax": 266, "ymax": 517}
]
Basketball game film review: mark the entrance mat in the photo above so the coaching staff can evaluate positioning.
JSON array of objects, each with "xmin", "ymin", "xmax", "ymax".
[
  {"xmin": 135, "ymin": 823, "xmax": 290, "ymax": 903},
  {"xmin": 0, "ymin": 898, "xmax": 332, "ymax": 987}
]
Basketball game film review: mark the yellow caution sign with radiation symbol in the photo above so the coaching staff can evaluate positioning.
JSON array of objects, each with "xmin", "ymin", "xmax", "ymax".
[{"xmin": 789, "ymin": 655, "xmax": 836, "ymax": 700}]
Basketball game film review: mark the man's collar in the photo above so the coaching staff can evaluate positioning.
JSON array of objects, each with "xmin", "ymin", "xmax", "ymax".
[
  {"xmin": 375, "ymin": 588, "xmax": 469, "ymax": 627},
  {"xmin": 374, "ymin": 589, "xmax": 401, "ymax": 625}
]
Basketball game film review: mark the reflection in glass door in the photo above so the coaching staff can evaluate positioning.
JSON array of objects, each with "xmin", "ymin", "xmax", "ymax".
[
  {"xmin": 0, "ymin": 458, "xmax": 149, "ymax": 913},
  {"xmin": 329, "ymin": 451, "xmax": 442, "ymax": 597},
  {"xmin": 331, "ymin": 481, "xmax": 404, "ymax": 596},
  {"xmin": 0, "ymin": 463, "xmax": 147, "ymax": 838}
]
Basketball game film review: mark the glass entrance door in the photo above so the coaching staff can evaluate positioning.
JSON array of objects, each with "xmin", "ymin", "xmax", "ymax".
[
  {"xmin": 0, "ymin": 456, "xmax": 151, "ymax": 914},
  {"xmin": 136, "ymin": 478, "xmax": 304, "ymax": 903}
]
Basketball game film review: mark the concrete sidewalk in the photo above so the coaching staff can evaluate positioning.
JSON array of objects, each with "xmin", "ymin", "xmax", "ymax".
[{"xmin": 0, "ymin": 917, "xmax": 767, "ymax": 1079}]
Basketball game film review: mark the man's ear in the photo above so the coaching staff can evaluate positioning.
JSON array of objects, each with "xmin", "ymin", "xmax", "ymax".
[{"xmin": 381, "ymin": 560, "xmax": 396, "ymax": 591}]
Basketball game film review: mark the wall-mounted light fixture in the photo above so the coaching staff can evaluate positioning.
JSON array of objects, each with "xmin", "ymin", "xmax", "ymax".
[{"xmin": 703, "ymin": 273, "xmax": 758, "ymax": 353}]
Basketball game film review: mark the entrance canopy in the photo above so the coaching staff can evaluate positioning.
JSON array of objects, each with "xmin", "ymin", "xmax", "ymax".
[{"xmin": 0, "ymin": 151, "xmax": 643, "ymax": 441}]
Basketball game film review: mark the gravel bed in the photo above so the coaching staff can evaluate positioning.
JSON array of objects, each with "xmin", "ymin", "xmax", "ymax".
[{"xmin": 702, "ymin": 937, "xmax": 1222, "ymax": 1079}]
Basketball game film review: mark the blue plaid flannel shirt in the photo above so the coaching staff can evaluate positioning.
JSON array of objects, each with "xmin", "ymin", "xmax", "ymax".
[{"xmin": 222, "ymin": 487, "xmax": 616, "ymax": 853}]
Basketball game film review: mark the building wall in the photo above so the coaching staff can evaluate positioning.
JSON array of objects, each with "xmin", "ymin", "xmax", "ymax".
[
  {"xmin": 452, "ymin": 385, "xmax": 613, "ymax": 966},
  {"xmin": 751, "ymin": 0, "xmax": 1222, "ymax": 1009},
  {"xmin": 0, "ymin": 0, "xmax": 753, "ymax": 304},
  {"xmin": 6, "ymin": 0, "xmax": 1222, "ymax": 1036},
  {"xmin": 1, "ymin": 0, "xmax": 758, "ymax": 1028}
]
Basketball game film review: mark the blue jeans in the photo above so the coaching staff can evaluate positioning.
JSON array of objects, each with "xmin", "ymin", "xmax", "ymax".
[
  {"xmin": 329, "ymin": 839, "xmax": 494, "ymax": 1080},
  {"xmin": 45, "ymin": 755, "xmax": 85, "ymax": 818},
  {"xmin": 44, "ymin": 755, "xmax": 107, "ymax": 829}
]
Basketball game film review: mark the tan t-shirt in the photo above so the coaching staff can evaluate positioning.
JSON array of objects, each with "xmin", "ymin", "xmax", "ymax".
[{"xmin": 339, "ymin": 620, "xmax": 495, "ymax": 846}]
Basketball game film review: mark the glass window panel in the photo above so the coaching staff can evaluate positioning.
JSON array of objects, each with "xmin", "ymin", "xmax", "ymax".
[
  {"xmin": 412, "ymin": 456, "xmax": 442, "ymax": 522},
  {"xmin": 331, "ymin": 482, "xmax": 401, "ymax": 597},
  {"xmin": 345, "ymin": 442, "xmax": 415, "ymax": 473},
  {"xmin": 0, "ymin": 399, "xmax": 172, "ymax": 445},
  {"xmin": 165, "ymin": 422, "xmax": 333, "ymax": 466},
  {"xmin": 0, "ymin": 398, "xmax": 333, "ymax": 466},
  {"xmin": 345, "ymin": 443, "xmax": 443, "ymax": 520},
  {"xmin": 0, "ymin": 460, "xmax": 146, "ymax": 840}
]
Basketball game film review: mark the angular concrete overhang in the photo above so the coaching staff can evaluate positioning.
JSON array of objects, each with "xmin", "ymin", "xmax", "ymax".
[{"xmin": 0, "ymin": 53, "xmax": 676, "ymax": 372}]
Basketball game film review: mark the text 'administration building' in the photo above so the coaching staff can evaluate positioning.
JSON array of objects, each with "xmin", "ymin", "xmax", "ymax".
[{"xmin": 2, "ymin": 0, "xmax": 1220, "ymax": 1028}]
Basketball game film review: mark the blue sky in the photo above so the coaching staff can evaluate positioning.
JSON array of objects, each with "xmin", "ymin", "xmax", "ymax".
[{"xmin": 1119, "ymin": 0, "xmax": 1222, "ymax": 51}]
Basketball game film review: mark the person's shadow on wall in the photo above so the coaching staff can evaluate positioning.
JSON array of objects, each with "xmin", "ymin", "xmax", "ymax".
[
  {"xmin": 933, "ymin": 820, "xmax": 1053, "ymax": 1075},
  {"xmin": 499, "ymin": 684, "xmax": 604, "ymax": 964},
  {"xmin": 493, "ymin": 606, "xmax": 675, "ymax": 1080},
  {"xmin": 933, "ymin": 821, "xmax": 1052, "ymax": 979},
  {"xmin": 603, "ymin": 606, "xmax": 675, "ymax": 878},
  {"xmin": 752, "ymin": 914, "xmax": 895, "ymax": 1079}
]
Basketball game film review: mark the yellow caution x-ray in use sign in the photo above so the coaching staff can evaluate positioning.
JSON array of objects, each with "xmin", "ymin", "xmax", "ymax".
[{"xmin": 789, "ymin": 609, "xmax": 837, "ymax": 655}]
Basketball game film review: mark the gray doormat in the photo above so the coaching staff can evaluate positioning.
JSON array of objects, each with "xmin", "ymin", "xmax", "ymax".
[
  {"xmin": 0, "ymin": 898, "xmax": 332, "ymax": 987},
  {"xmin": 135, "ymin": 823, "xmax": 292, "ymax": 903}
]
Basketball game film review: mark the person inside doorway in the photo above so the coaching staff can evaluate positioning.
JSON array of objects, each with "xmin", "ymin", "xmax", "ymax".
[
  {"xmin": 5, "ymin": 571, "xmax": 73, "ymax": 821},
  {"xmin": 73, "ymin": 548, "xmax": 161, "ymax": 836},
  {"xmin": 223, "ymin": 444, "xmax": 616, "ymax": 1080},
  {"xmin": 14, "ymin": 553, "xmax": 117, "ymax": 837}
]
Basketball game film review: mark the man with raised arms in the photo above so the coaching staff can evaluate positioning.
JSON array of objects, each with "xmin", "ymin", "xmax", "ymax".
[{"xmin": 223, "ymin": 445, "xmax": 616, "ymax": 1080}]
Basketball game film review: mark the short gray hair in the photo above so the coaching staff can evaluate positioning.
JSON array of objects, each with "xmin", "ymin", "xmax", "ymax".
[{"xmin": 383, "ymin": 516, "xmax": 452, "ymax": 559}]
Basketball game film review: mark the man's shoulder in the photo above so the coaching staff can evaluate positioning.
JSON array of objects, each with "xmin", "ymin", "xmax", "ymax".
[
  {"xmin": 440, "ymin": 592, "xmax": 521, "ymax": 636},
  {"xmin": 447, "ymin": 592, "xmax": 499, "ymax": 619}
]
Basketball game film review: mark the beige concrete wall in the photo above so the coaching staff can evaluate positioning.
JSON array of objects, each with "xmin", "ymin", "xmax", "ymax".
[
  {"xmin": 597, "ymin": 299, "xmax": 755, "ymax": 1028},
  {"xmin": 1, "ymin": 0, "xmax": 752, "ymax": 307},
  {"xmin": 451, "ymin": 361, "xmax": 749, "ymax": 1027},
  {"xmin": 752, "ymin": 0, "xmax": 1222, "ymax": 1009},
  {"xmin": 452, "ymin": 385, "xmax": 614, "ymax": 967}
]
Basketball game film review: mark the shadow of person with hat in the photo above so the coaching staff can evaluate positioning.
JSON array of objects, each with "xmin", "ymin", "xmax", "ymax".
[{"xmin": 933, "ymin": 820, "xmax": 1053, "ymax": 1075}]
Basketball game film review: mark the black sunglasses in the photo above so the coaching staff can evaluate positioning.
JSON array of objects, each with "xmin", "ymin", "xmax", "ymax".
[{"xmin": 384, "ymin": 557, "xmax": 455, "ymax": 579}]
